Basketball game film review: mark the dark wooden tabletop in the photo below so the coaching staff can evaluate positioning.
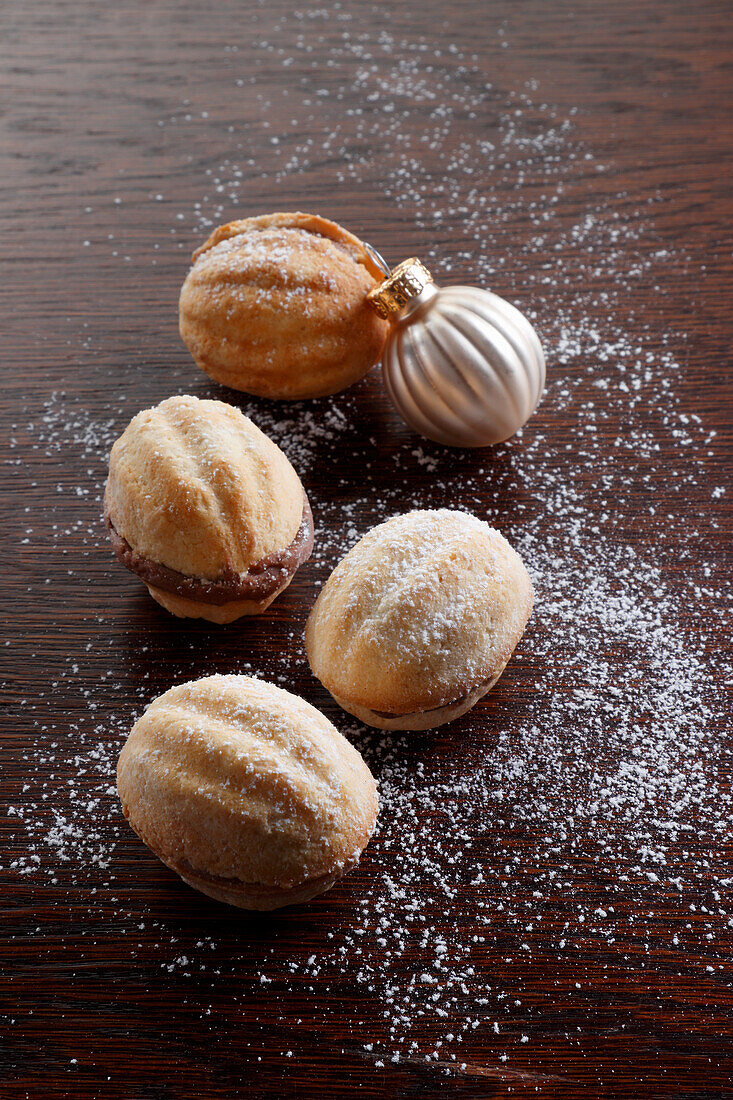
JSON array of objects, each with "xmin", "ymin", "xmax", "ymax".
[{"xmin": 2, "ymin": 1, "xmax": 732, "ymax": 1096}]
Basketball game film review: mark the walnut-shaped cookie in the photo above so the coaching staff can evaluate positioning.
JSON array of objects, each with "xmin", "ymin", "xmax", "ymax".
[
  {"xmin": 117, "ymin": 675, "xmax": 379, "ymax": 910},
  {"xmin": 178, "ymin": 212, "xmax": 390, "ymax": 399},
  {"xmin": 104, "ymin": 395, "xmax": 313, "ymax": 623},
  {"xmin": 305, "ymin": 509, "xmax": 533, "ymax": 730}
]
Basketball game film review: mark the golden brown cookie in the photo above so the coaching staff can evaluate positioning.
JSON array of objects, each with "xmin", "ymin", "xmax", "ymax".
[
  {"xmin": 104, "ymin": 395, "xmax": 313, "ymax": 622},
  {"xmin": 178, "ymin": 212, "xmax": 390, "ymax": 399},
  {"xmin": 305, "ymin": 509, "xmax": 534, "ymax": 730},
  {"xmin": 117, "ymin": 674, "xmax": 379, "ymax": 910}
]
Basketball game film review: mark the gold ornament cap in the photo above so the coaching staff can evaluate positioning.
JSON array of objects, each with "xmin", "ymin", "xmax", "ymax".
[{"xmin": 366, "ymin": 257, "xmax": 434, "ymax": 319}]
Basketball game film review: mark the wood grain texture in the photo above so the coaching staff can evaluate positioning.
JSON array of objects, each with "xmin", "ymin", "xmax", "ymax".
[{"xmin": 2, "ymin": 1, "xmax": 732, "ymax": 1097}]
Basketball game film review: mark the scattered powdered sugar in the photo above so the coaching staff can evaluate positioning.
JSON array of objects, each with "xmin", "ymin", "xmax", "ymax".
[{"xmin": 5, "ymin": 14, "xmax": 731, "ymax": 1077}]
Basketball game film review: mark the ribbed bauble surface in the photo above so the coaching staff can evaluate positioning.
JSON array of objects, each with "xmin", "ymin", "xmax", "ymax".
[{"xmin": 382, "ymin": 285, "xmax": 546, "ymax": 447}]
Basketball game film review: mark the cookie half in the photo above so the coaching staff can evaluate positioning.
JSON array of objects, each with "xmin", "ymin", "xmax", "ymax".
[
  {"xmin": 179, "ymin": 212, "xmax": 390, "ymax": 399},
  {"xmin": 305, "ymin": 509, "xmax": 533, "ymax": 730},
  {"xmin": 117, "ymin": 675, "xmax": 379, "ymax": 909},
  {"xmin": 104, "ymin": 395, "xmax": 313, "ymax": 622}
]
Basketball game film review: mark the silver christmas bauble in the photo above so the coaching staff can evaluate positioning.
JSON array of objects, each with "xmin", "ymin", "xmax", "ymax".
[{"xmin": 366, "ymin": 256, "xmax": 545, "ymax": 448}]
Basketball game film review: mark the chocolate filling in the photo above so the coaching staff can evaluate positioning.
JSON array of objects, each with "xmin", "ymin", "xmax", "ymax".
[
  {"xmin": 368, "ymin": 673, "xmax": 499, "ymax": 719},
  {"xmin": 106, "ymin": 496, "xmax": 313, "ymax": 605},
  {"xmin": 174, "ymin": 857, "xmax": 342, "ymax": 897}
]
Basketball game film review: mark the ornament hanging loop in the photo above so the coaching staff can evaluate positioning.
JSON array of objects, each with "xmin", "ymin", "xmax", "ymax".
[{"xmin": 362, "ymin": 241, "xmax": 392, "ymax": 278}]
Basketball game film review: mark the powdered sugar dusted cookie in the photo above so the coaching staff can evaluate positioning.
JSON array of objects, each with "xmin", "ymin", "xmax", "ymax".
[
  {"xmin": 305, "ymin": 509, "xmax": 534, "ymax": 730},
  {"xmin": 104, "ymin": 395, "xmax": 313, "ymax": 622},
  {"xmin": 179, "ymin": 212, "xmax": 390, "ymax": 399},
  {"xmin": 117, "ymin": 674, "xmax": 379, "ymax": 910}
]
